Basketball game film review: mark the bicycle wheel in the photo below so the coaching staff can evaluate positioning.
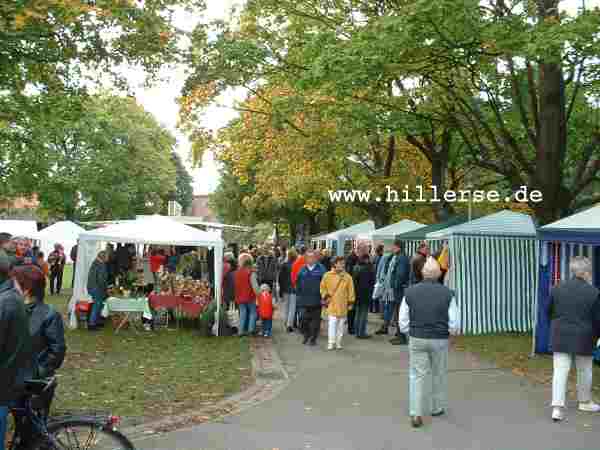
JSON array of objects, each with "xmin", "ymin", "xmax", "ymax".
[{"xmin": 30, "ymin": 418, "xmax": 134, "ymax": 450}]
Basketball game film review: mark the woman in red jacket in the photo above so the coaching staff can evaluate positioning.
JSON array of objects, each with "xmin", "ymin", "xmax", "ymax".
[{"xmin": 234, "ymin": 254, "xmax": 260, "ymax": 336}]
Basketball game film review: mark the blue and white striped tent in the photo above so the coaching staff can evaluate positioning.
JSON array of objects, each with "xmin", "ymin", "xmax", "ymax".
[
  {"xmin": 371, "ymin": 219, "xmax": 426, "ymax": 244},
  {"xmin": 316, "ymin": 220, "xmax": 376, "ymax": 256},
  {"xmin": 535, "ymin": 205, "xmax": 600, "ymax": 354},
  {"xmin": 427, "ymin": 210, "xmax": 538, "ymax": 335}
]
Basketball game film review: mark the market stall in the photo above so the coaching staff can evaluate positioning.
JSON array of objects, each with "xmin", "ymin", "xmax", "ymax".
[
  {"xmin": 427, "ymin": 210, "xmax": 538, "ymax": 334},
  {"xmin": 394, "ymin": 215, "xmax": 471, "ymax": 257},
  {"xmin": 534, "ymin": 205, "xmax": 600, "ymax": 354},
  {"xmin": 28, "ymin": 220, "xmax": 84, "ymax": 263},
  {"xmin": 68, "ymin": 215, "xmax": 224, "ymax": 333},
  {"xmin": 371, "ymin": 219, "xmax": 426, "ymax": 245},
  {"xmin": 318, "ymin": 220, "xmax": 376, "ymax": 256}
]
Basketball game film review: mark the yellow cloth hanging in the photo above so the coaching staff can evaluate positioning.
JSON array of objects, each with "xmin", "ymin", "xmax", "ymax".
[{"xmin": 437, "ymin": 245, "xmax": 449, "ymax": 271}]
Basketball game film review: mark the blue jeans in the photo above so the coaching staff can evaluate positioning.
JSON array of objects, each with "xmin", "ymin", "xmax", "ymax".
[
  {"xmin": 239, "ymin": 303, "xmax": 257, "ymax": 335},
  {"xmin": 355, "ymin": 302, "xmax": 370, "ymax": 337},
  {"xmin": 88, "ymin": 288, "xmax": 106, "ymax": 327},
  {"xmin": 383, "ymin": 301, "xmax": 396, "ymax": 324},
  {"xmin": 0, "ymin": 405, "xmax": 8, "ymax": 450},
  {"xmin": 262, "ymin": 319, "xmax": 273, "ymax": 337}
]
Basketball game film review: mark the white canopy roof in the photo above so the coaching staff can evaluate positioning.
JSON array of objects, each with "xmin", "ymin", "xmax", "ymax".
[
  {"xmin": 371, "ymin": 219, "xmax": 426, "ymax": 240},
  {"xmin": 79, "ymin": 215, "xmax": 223, "ymax": 248},
  {"xmin": 539, "ymin": 204, "xmax": 600, "ymax": 231},
  {"xmin": 323, "ymin": 220, "xmax": 376, "ymax": 240},
  {"xmin": 31, "ymin": 221, "xmax": 85, "ymax": 262},
  {"xmin": 0, "ymin": 220, "xmax": 38, "ymax": 237},
  {"xmin": 427, "ymin": 210, "xmax": 537, "ymax": 239}
]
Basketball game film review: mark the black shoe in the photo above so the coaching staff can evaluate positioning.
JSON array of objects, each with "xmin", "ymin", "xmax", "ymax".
[
  {"xmin": 302, "ymin": 337, "xmax": 309, "ymax": 345},
  {"xmin": 308, "ymin": 339, "xmax": 317, "ymax": 346},
  {"xmin": 357, "ymin": 335, "xmax": 372, "ymax": 339},
  {"xmin": 287, "ymin": 327, "xmax": 294, "ymax": 333},
  {"xmin": 431, "ymin": 409, "xmax": 445, "ymax": 417},
  {"xmin": 411, "ymin": 416, "xmax": 423, "ymax": 428},
  {"xmin": 375, "ymin": 328, "xmax": 388, "ymax": 335}
]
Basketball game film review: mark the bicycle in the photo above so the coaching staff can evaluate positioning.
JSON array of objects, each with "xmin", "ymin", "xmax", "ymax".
[{"xmin": 8, "ymin": 377, "xmax": 135, "ymax": 450}]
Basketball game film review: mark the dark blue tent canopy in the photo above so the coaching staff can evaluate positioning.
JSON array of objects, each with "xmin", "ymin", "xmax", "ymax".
[{"xmin": 535, "ymin": 205, "xmax": 600, "ymax": 354}]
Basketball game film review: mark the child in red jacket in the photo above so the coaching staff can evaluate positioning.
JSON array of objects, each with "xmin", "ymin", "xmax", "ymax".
[{"xmin": 257, "ymin": 284, "xmax": 274, "ymax": 338}]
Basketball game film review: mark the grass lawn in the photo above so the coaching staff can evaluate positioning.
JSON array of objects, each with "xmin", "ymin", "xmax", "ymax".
[
  {"xmin": 44, "ymin": 265, "xmax": 252, "ymax": 421},
  {"xmin": 453, "ymin": 333, "xmax": 600, "ymax": 395}
]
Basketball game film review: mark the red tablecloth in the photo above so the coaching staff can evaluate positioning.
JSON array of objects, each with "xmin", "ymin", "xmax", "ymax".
[{"xmin": 148, "ymin": 294, "xmax": 208, "ymax": 318}]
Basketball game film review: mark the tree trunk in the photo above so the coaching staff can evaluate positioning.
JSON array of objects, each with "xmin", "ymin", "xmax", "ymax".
[
  {"xmin": 288, "ymin": 221, "xmax": 297, "ymax": 246},
  {"xmin": 531, "ymin": 61, "xmax": 567, "ymax": 224},
  {"xmin": 430, "ymin": 155, "xmax": 453, "ymax": 222},
  {"xmin": 326, "ymin": 202, "xmax": 336, "ymax": 232}
]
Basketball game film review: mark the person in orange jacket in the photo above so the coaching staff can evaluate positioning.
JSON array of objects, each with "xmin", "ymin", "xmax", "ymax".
[
  {"xmin": 291, "ymin": 246, "xmax": 307, "ymax": 288},
  {"xmin": 257, "ymin": 284, "xmax": 274, "ymax": 337}
]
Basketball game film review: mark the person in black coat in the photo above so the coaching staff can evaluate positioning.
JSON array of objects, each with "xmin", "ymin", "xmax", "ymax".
[
  {"xmin": 548, "ymin": 256, "xmax": 600, "ymax": 422},
  {"xmin": 353, "ymin": 254, "xmax": 376, "ymax": 338},
  {"xmin": 278, "ymin": 249, "xmax": 296, "ymax": 332}
]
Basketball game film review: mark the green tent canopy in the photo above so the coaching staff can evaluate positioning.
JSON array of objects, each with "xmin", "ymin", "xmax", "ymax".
[{"xmin": 394, "ymin": 215, "xmax": 472, "ymax": 256}]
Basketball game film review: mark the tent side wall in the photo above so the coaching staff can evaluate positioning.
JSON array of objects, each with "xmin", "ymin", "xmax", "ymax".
[{"xmin": 453, "ymin": 235, "xmax": 538, "ymax": 335}]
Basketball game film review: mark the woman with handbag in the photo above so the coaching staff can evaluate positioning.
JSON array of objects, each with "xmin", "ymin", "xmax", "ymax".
[{"xmin": 320, "ymin": 257, "xmax": 356, "ymax": 350}]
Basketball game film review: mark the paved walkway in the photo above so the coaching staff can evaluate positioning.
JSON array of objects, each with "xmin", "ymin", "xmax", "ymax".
[{"xmin": 139, "ymin": 321, "xmax": 599, "ymax": 450}]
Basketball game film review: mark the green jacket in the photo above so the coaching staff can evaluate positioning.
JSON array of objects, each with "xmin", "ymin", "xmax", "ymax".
[{"xmin": 87, "ymin": 259, "xmax": 108, "ymax": 296}]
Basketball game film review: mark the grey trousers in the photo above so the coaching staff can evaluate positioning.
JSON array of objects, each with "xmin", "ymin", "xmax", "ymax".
[{"xmin": 409, "ymin": 337, "xmax": 449, "ymax": 417}]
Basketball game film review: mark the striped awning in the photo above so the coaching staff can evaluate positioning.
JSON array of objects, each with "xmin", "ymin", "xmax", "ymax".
[{"xmin": 452, "ymin": 236, "xmax": 538, "ymax": 334}]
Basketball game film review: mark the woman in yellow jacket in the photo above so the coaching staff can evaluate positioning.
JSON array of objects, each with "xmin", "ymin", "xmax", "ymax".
[{"xmin": 320, "ymin": 256, "xmax": 356, "ymax": 350}]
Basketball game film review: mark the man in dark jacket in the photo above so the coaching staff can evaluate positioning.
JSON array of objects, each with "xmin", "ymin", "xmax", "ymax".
[
  {"xmin": 256, "ymin": 249, "xmax": 278, "ymax": 291},
  {"xmin": 0, "ymin": 253, "xmax": 33, "ymax": 446},
  {"xmin": 387, "ymin": 239, "xmax": 411, "ymax": 345},
  {"xmin": 353, "ymin": 254, "xmax": 376, "ymax": 338},
  {"xmin": 296, "ymin": 251, "xmax": 326, "ymax": 346},
  {"xmin": 87, "ymin": 251, "xmax": 108, "ymax": 331},
  {"xmin": 70, "ymin": 242, "xmax": 78, "ymax": 288},
  {"xmin": 548, "ymin": 256, "xmax": 600, "ymax": 422}
]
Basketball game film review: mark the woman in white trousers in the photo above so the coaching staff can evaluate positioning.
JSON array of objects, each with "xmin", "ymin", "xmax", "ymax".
[
  {"xmin": 548, "ymin": 256, "xmax": 600, "ymax": 422},
  {"xmin": 278, "ymin": 248, "xmax": 297, "ymax": 332}
]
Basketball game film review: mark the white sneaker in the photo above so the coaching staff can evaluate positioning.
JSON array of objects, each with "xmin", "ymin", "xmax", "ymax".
[
  {"xmin": 336, "ymin": 344, "xmax": 343, "ymax": 350},
  {"xmin": 552, "ymin": 407, "xmax": 564, "ymax": 422},
  {"xmin": 327, "ymin": 343, "xmax": 335, "ymax": 351},
  {"xmin": 578, "ymin": 402, "xmax": 600, "ymax": 413}
]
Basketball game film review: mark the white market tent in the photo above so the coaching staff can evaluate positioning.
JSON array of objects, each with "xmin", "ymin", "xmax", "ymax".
[
  {"xmin": 29, "ymin": 221, "xmax": 85, "ymax": 263},
  {"xmin": 318, "ymin": 220, "xmax": 376, "ymax": 256},
  {"xmin": 0, "ymin": 220, "xmax": 38, "ymax": 238},
  {"xmin": 426, "ymin": 210, "xmax": 538, "ymax": 335},
  {"xmin": 68, "ymin": 215, "xmax": 224, "ymax": 332},
  {"xmin": 371, "ymin": 219, "xmax": 426, "ymax": 242}
]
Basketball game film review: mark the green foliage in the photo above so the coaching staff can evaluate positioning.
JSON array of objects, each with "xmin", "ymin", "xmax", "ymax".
[
  {"xmin": 171, "ymin": 152, "xmax": 194, "ymax": 212},
  {"xmin": 0, "ymin": 0, "xmax": 206, "ymax": 98},
  {"xmin": 1, "ymin": 93, "xmax": 177, "ymax": 220}
]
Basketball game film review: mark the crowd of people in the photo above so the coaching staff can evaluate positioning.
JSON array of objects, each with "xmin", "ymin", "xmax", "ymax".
[
  {"xmin": 221, "ymin": 239, "xmax": 600, "ymax": 427},
  {"xmin": 1, "ymin": 232, "xmax": 67, "ymax": 449},
  {"xmin": 2, "ymin": 227, "xmax": 600, "ymax": 436}
]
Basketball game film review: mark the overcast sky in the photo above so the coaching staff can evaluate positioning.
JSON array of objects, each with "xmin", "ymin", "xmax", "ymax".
[{"xmin": 132, "ymin": 0, "xmax": 596, "ymax": 196}]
